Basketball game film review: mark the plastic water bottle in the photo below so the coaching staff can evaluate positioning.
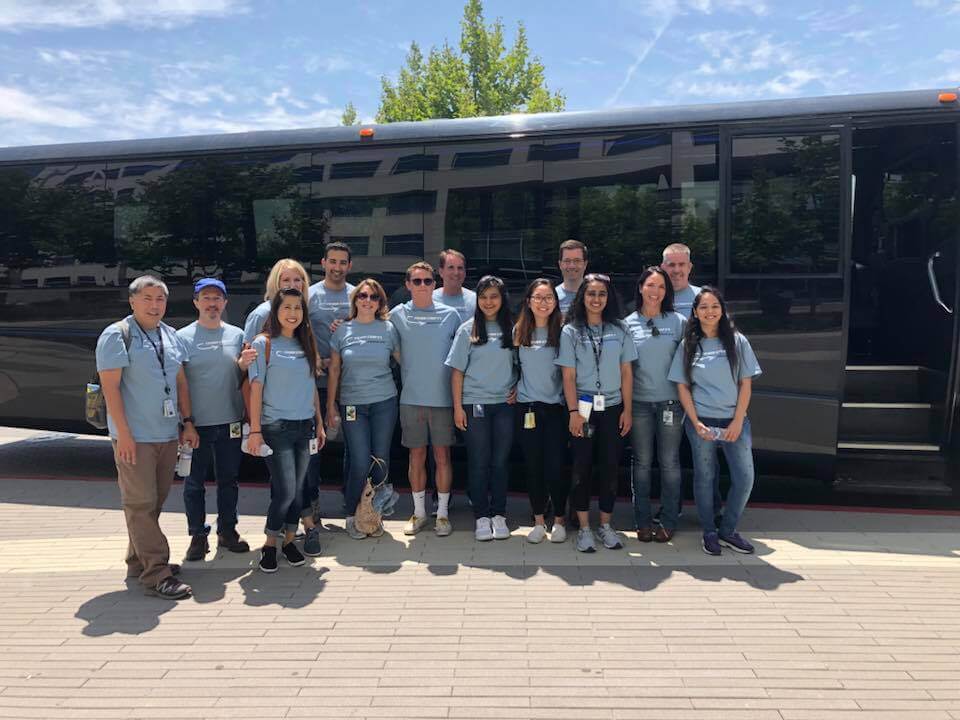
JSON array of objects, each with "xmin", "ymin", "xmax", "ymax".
[
  {"xmin": 240, "ymin": 423, "xmax": 273, "ymax": 457},
  {"xmin": 176, "ymin": 445, "xmax": 193, "ymax": 476}
]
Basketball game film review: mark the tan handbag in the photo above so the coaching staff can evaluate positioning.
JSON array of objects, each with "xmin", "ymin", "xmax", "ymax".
[{"xmin": 354, "ymin": 457, "xmax": 388, "ymax": 536}]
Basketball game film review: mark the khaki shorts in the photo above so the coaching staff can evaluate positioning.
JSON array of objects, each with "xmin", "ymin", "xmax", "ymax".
[{"xmin": 399, "ymin": 404, "xmax": 455, "ymax": 448}]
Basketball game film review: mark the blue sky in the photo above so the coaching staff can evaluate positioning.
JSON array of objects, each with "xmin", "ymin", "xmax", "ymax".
[{"xmin": 0, "ymin": 0, "xmax": 958, "ymax": 147}]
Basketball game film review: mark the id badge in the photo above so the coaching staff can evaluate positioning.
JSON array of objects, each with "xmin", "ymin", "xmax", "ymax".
[
  {"xmin": 163, "ymin": 398, "xmax": 176, "ymax": 418},
  {"xmin": 473, "ymin": 404, "xmax": 485, "ymax": 418},
  {"xmin": 523, "ymin": 411, "xmax": 536, "ymax": 430},
  {"xmin": 662, "ymin": 409, "xmax": 674, "ymax": 426},
  {"xmin": 229, "ymin": 422, "xmax": 242, "ymax": 439},
  {"xmin": 592, "ymin": 394, "xmax": 605, "ymax": 412},
  {"xmin": 309, "ymin": 438, "xmax": 319, "ymax": 455},
  {"xmin": 345, "ymin": 406, "xmax": 357, "ymax": 422}
]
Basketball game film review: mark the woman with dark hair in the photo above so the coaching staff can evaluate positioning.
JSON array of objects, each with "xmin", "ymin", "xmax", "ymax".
[
  {"xmin": 556, "ymin": 273, "xmax": 637, "ymax": 553},
  {"xmin": 247, "ymin": 288, "xmax": 326, "ymax": 572},
  {"xmin": 667, "ymin": 286, "xmax": 762, "ymax": 557},
  {"xmin": 327, "ymin": 279, "xmax": 399, "ymax": 540},
  {"xmin": 445, "ymin": 276, "xmax": 518, "ymax": 542},
  {"xmin": 513, "ymin": 278, "xmax": 567, "ymax": 544},
  {"xmin": 624, "ymin": 267, "xmax": 687, "ymax": 543}
]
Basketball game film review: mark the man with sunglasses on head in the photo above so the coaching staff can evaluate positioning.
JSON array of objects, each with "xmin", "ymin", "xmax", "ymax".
[
  {"xmin": 302, "ymin": 242, "xmax": 354, "ymax": 551},
  {"xmin": 389, "ymin": 262, "xmax": 461, "ymax": 536},
  {"xmin": 432, "ymin": 248, "xmax": 476, "ymax": 324}
]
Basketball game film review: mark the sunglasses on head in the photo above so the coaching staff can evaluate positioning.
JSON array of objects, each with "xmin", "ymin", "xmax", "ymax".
[
  {"xmin": 356, "ymin": 291, "xmax": 380, "ymax": 302},
  {"xmin": 409, "ymin": 277, "xmax": 435, "ymax": 286},
  {"xmin": 279, "ymin": 288, "xmax": 303, "ymax": 298},
  {"xmin": 646, "ymin": 318, "xmax": 660, "ymax": 337},
  {"xmin": 585, "ymin": 273, "xmax": 610, "ymax": 283}
]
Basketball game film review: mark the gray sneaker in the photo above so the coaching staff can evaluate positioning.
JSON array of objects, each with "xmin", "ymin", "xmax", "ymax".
[
  {"xmin": 576, "ymin": 527, "xmax": 596, "ymax": 553},
  {"xmin": 302, "ymin": 526, "xmax": 322, "ymax": 556},
  {"xmin": 597, "ymin": 523, "xmax": 623, "ymax": 550},
  {"xmin": 345, "ymin": 517, "xmax": 367, "ymax": 540}
]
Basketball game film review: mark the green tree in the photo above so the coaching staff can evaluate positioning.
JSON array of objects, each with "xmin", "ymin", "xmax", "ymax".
[
  {"xmin": 377, "ymin": 0, "xmax": 564, "ymax": 122},
  {"xmin": 341, "ymin": 102, "xmax": 359, "ymax": 126}
]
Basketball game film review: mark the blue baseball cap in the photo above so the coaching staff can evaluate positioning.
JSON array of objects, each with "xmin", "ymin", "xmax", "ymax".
[{"xmin": 194, "ymin": 278, "xmax": 227, "ymax": 296}]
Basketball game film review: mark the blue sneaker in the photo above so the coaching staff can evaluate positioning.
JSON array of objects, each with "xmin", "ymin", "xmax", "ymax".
[
  {"xmin": 702, "ymin": 531, "xmax": 722, "ymax": 556},
  {"xmin": 719, "ymin": 532, "xmax": 755, "ymax": 554},
  {"xmin": 303, "ymin": 526, "xmax": 322, "ymax": 556}
]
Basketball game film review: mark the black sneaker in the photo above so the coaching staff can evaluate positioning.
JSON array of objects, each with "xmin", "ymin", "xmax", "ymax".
[
  {"xmin": 259, "ymin": 546, "xmax": 278, "ymax": 573},
  {"xmin": 217, "ymin": 529, "xmax": 250, "ymax": 554},
  {"xmin": 184, "ymin": 534, "xmax": 208, "ymax": 562},
  {"xmin": 281, "ymin": 542, "xmax": 305, "ymax": 567},
  {"xmin": 148, "ymin": 576, "xmax": 191, "ymax": 600}
]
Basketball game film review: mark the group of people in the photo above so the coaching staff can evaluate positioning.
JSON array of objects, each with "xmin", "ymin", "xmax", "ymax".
[{"xmin": 95, "ymin": 239, "xmax": 761, "ymax": 601}]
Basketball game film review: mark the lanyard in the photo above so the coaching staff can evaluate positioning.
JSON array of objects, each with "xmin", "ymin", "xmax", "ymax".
[
  {"xmin": 586, "ymin": 324, "xmax": 604, "ymax": 392},
  {"xmin": 133, "ymin": 320, "xmax": 170, "ymax": 395}
]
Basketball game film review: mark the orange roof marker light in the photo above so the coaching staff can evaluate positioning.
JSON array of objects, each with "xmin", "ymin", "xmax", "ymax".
[
  {"xmin": 938, "ymin": 91, "xmax": 958, "ymax": 103},
  {"xmin": 359, "ymin": 127, "xmax": 375, "ymax": 139}
]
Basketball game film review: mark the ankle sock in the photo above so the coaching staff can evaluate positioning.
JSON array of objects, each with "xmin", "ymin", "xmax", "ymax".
[
  {"xmin": 436, "ymin": 492, "xmax": 450, "ymax": 518},
  {"xmin": 413, "ymin": 491, "xmax": 426, "ymax": 518}
]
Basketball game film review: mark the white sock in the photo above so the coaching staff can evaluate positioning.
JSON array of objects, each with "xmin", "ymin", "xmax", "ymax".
[
  {"xmin": 413, "ymin": 491, "xmax": 426, "ymax": 518},
  {"xmin": 436, "ymin": 492, "xmax": 450, "ymax": 519}
]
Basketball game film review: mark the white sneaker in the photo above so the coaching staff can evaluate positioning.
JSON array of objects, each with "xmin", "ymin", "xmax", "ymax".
[
  {"xmin": 403, "ymin": 515, "xmax": 428, "ymax": 536},
  {"xmin": 576, "ymin": 527, "xmax": 596, "ymax": 553},
  {"xmin": 491, "ymin": 515, "xmax": 510, "ymax": 540},
  {"xmin": 597, "ymin": 523, "xmax": 623, "ymax": 550},
  {"xmin": 526, "ymin": 524, "xmax": 547, "ymax": 544},
  {"xmin": 550, "ymin": 523, "xmax": 567, "ymax": 543},
  {"xmin": 345, "ymin": 517, "xmax": 366, "ymax": 540},
  {"xmin": 475, "ymin": 517, "xmax": 493, "ymax": 542},
  {"xmin": 434, "ymin": 517, "xmax": 452, "ymax": 537}
]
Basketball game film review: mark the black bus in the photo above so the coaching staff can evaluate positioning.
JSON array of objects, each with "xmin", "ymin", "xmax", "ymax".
[{"xmin": 1, "ymin": 88, "xmax": 958, "ymax": 488}]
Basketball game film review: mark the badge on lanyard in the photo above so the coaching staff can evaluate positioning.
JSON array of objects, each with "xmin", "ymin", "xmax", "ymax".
[
  {"xmin": 345, "ymin": 406, "xmax": 357, "ymax": 422},
  {"xmin": 163, "ymin": 398, "xmax": 176, "ymax": 418},
  {"xmin": 593, "ymin": 395, "xmax": 605, "ymax": 412},
  {"xmin": 309, "ymin": 438, "xmax": 319, "ymax": 455},
  {"xmin": 662, "ymin": 409, "xmax": 674, "ymax": 425},
  {"xmin": 229, "ymin": 422, "xmax": 242, "ymax": 439},
  {"xmin": 523, "ymin": 410, "xmax": 536, "ymax": 429},
  {"xmin": 473, "ymin": 404, "xmax": 485, "ymax": 418}
]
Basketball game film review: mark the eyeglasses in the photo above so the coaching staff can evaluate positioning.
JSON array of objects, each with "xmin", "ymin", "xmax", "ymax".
[
  {"xmin": 646, "ymin": 318, "xmax": 660, "ymax": 337},
  {"xmin": 530, "ymin": 294, "xmax": 556, "ymax": 305},
  {"xmin": 356, "ymin": 292, "xmax": 380, "ymax": 302},
  {"xmin": 409, "ymin": 277, "xmax": 435, "ymax": 286}
]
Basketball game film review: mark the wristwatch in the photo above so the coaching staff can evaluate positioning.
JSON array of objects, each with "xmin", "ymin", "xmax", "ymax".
[{"xmin": 181, "ymin": 416, "xmax": 195, "ymax": 425}]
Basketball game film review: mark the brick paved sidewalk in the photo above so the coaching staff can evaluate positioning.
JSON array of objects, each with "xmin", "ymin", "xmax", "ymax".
[{"xmin": 0, "ymin": 429, "xmax": 959, "ymax": 719}]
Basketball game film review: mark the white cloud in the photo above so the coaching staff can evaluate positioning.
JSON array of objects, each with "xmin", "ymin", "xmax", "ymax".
[
  {"xmin": 304, "ymin": 55, "xmax": 353, "ymax": 74},
  {"xmin": 693, "ymin": 32, "xmax": 793, "ymax": 75},
  {"xmin": 568, "ymin": 56, "xmax": 605, "ymax": 67},
  {"xmin": 914, "ymin": 0, "xmax": 960, "ymax": 9},
  {"xmin": 0, "ymin": 0, "xmax": 248, "ymax": 30},
  {"xmin": 37, "ymin": 48, "xmax": 130, "ymax": 66},
  {"xmin": 0, "ymin": 86, "xmax": 95, "ymax": 127},
  {"xmin": 155, "ymin": 85, "xmax": 237, "ymax": 105}
]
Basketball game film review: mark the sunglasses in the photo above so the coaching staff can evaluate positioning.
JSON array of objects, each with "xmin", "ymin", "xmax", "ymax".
[
  {"xmin": 356, "ymin": 291, "xmax": 380, "ymax": 302},
  {"xmin": 409, "ymin": 277, "xmax": 435, "ymax": 286},
  {"xmin": 279, "ymin": 288, "xmax": 303, "ymax": 298},
  {"xmin": 646, "ymin": 318, "xmax": 660, "ymax": 337},
  {"xmin": 585, "ymin": 273, "xmax": 610, "ymax": 283}
]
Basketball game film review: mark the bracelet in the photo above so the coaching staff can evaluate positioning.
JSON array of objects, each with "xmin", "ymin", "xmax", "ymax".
[
  {"xmin": 568, "ymin": 408, "xmax": 578, "ymax": 413},
  {"xmin": 249, "ymin": 431, "xmax": 262, "ymax": 435}
]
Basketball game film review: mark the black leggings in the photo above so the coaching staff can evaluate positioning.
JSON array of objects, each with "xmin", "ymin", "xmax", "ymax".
[
  {"xmin": 570, "ymin": 404, "xmax": 624, "ymax": 514},
  {"xmin": 517, "ymin": 402, "xmax": 568, "ymax": 517}
]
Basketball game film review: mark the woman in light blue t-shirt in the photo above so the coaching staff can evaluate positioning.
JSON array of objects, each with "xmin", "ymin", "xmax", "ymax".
[
  {"xmin": 445, "ymin": 276, "xmax": 518, "ymax": 543},
  {"xmin": 668, "ymin": 286, "xmax": 762, "ymax": 558},
  {"xmin": 247, "ymin": 288, "xmax": 325, "ymax": 573},
  {"xmin": 327, "ymin": 278, "xmax": 400, "ymax": 540}
]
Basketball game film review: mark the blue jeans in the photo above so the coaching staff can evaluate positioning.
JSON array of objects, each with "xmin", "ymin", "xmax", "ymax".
[
  {"xmin": 464, "ymin": 403, "xmax": 514, "ymax": 519},
  {"xmin": 183, "ymin": 423, "xmax": 242, "ymax": 536},
  {"xmin": 630, "ymin": 401, "xmax": 684, "ymax": 531},
  {"xmin": 341, "ymin": 396, "xmax": 398, "ymax": 516},
  {"xmin": 302, "ymin": 388, "xmax": 343, "ymax": 518},
  {"xmin": 685, "ymin": 416, "xmax": 755, "ymax": 536},
  {"xmin": 262, "ymin": 419, "xmax": 314, "ymax": 537}
]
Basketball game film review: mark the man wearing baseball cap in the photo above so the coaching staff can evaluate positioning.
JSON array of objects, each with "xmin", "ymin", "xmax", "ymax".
[{"xmin": 176, "ymin": 278, "xmax": 257, "ymax": 562}]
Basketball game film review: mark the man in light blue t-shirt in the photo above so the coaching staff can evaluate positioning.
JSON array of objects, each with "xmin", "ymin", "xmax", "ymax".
[
  {"xmin": 389, "ymin": 261, "xmax": 461, "ymax": 537},
  {"xmin": 556, "ymin": 239, "xmax": 588, "ymax": 316},
  {"xmin": 432, "ymin": 248, "xmax": 476, "ymax": 324},
  {"xmin": 662, "ymin": 242, "xmax": 702, "ymax": 318},
  {"xmin": 304, "ymin": 241, "xmax": 354, "ymax": 525},
  {"xmin": 177, "ymin": 278, "xmax": 257, "ymax": 563},
  {"xmin": 95, "ymin": 275, "xmax": 198, "ymax": 601}
]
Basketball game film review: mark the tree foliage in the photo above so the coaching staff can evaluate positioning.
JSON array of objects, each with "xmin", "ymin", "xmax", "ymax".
[
  {"xmin": 377, "ymin": 0, "xmax": 564, "ymax": 122},
  {"xmin": 341, "ymin": 102, "xmax": 359, "ymax": 126}
]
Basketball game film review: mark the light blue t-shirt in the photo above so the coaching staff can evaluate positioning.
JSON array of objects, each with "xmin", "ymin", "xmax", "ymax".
[
  {"xmin": 445, "ymin": 320, "xmax": 518, "ymax": 405},
  {"xmin": 388, "ymin": 301, "xmax": 461, "ymax": 407},
  {"xmin": 248, "ymin": 334, "xmax": 316, "ymax": 425},
  {"xmin": 516, "ymin": 326, "xmax": 562, "ymax": 405},
  {"xmin": 308, "ymin": 281, "xmax": 355, "ymax": 358},
  {"xmin": 556, "ymin": 285, "xmax": 578, "ymax": 316},
  {"xmin": 667, "ymin": 333, "xmax": 762, "ymax": 419},
  {"xmin": 555, "ymin": 322, "xmax": 637, "ymax": 407},
  {"xmin": 243, "ymin": 300, "xmax": 271, "ymax": 344},
  {"xmin": 95, "ymin": 316, "xmax": 186, "ymax": 443},
  {"xmin": 673, "ymin": 284, "xmax": 701, "ymax": 318},
  {"xmin": 432, "ymin": 287, "xmax": 477, "ymax": 325},
  {"xmin": 624, "ymin": 311, "xmax": 687, "ymax": 403},
  {"xmin": 176, "ymin": 322, "xmax": 245, "ymax": 427},
  {"xmin": 330, "ymin": 319, "xmax": 399, "ymax": 406}
]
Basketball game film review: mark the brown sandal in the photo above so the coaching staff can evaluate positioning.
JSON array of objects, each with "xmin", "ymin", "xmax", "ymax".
[
  {"xmin": 637, "ymin": 527, "xmax": 654, "ymax": 543},
  {"xmin": 654, "ymin": 527, "xmax": 674, "ymax": 543}
]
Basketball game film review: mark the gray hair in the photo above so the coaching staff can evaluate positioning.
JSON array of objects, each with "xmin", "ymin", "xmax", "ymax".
[
  {"xmin": 128, "ymin": 275, "xmax": 169, "ymax": 297},
  {"xmin": 662, "ymin": 242, "xmax": 692, "ymax": 260}
]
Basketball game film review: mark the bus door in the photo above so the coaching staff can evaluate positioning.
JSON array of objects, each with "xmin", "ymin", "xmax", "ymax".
[{"xmin": 842, "ymin": 122, "xmax": 959, "ymax": 464}]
